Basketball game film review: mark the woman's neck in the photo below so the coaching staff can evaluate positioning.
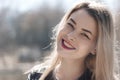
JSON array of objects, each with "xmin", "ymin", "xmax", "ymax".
[{"xmin": 54, "ymin": 58, "xmax": 86, "ymax": 80}]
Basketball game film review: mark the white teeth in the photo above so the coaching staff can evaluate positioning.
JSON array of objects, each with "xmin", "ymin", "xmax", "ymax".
[{"xmin": 63, "ymin": 40, "xmax": 74, "ymax": 48}]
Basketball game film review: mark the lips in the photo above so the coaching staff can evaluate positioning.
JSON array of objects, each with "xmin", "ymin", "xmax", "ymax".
[{"xmin": 61, "ymin": 39, "xmax": 76, "ymax": 50}]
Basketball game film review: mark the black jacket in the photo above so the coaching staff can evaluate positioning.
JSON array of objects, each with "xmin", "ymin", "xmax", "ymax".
[{"xmin": 27, "ymin": 65, "xmax": 92, "ymax": 80}]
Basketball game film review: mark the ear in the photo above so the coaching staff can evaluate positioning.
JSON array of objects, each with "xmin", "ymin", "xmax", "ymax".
[{"xmin": 90, "ymin": 48, "xmax": 96, "ymax": 55}]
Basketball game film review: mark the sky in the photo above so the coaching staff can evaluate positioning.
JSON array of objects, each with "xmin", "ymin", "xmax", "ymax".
[{"xmin": 0, "ymin": 0, "xmax": 119, "ymax": 12}]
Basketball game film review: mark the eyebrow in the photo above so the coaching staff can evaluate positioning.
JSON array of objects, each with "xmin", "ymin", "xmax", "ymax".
[
  {"xmin": 70, "ymin": 18, "xmax": 76, "ymax": 25},
  {"xmin": 82, "ymin": 28, "xmax": 92, "ymax": 35}
]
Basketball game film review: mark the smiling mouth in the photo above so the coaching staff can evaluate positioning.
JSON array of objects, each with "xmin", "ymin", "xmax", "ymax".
[{"xmin": 61, "ymin": 39, "xmax": 76, "ymax": 50}]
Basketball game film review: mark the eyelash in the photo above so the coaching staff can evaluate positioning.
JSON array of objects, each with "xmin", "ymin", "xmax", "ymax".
[
  {"xmin": 67, "ymin": 22, "xmax": 90, "ymax": 40},
  {"xmin": 67, "ymin": 23, "xmax": 74, "ymax": 29},
  {"xmin": 81, "ymin": 33, "xmax": 90, "ymax": 40}
]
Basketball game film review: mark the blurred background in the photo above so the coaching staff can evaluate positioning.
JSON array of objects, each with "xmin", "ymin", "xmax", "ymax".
[{"xmin": 0, "ymin": 0, "xmax": 119, "ymax": 80}]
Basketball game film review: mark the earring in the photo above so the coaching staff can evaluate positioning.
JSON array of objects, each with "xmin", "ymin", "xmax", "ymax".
[{"xmin": 91, "ymin": 49, "xmax": 96, "ymax": 55}]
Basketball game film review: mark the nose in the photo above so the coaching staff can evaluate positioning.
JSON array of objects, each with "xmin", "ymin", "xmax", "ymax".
[{"xmin": 67, "ymin": 31, "xmax": 76, "ymax": 42}]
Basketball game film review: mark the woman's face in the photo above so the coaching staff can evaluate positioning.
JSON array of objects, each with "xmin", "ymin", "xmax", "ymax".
[{"xmin": 57, "ymin": 9, "xmax": 98, "ymax": 60}]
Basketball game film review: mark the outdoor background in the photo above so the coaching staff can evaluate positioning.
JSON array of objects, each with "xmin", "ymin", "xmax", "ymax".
[{"xmin": 0, "ymin": 0, "xmax": 119, "ymax": 80}]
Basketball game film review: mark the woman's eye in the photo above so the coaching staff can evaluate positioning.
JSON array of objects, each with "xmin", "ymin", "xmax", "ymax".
[
  {"xmin": 67, "ymin": 23, "xmax": 74, "ymax": 29},
  {"xmin": 81, "ymin": 33, "xmax": 90, "ymax": 40}
]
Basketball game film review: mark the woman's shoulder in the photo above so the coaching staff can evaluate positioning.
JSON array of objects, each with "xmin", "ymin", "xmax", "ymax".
[{"xmin": 26, "ymin": 64, "xmax": 48, "ymax": 80}]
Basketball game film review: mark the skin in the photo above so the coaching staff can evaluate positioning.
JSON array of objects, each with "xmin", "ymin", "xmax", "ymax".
[{"xmin": 56, "ymin": 9, "xmax": 98, "ymax": 80}]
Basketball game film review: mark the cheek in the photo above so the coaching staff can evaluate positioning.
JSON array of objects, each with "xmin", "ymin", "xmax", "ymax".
[
  {"xmin": 57, "ymin": 30, "xmax": 65, "ymax": 42},
  {"xmin": 57, "ymin": 27, "xmax": 69, "ymax": 39},
  {"xmin": 77, "ymin": 40, "xmax": 95, "ymax": 52},
  {"xmin": 76, "ymin": 43, "xmax": 91, "ymax": 58},
  {"xmin": 57, "ymin": 30, "xmax": 63, "ymax": 39}
]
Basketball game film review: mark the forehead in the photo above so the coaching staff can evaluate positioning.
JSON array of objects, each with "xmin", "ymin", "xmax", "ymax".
[{"xmin": 68, "ymin": 9, "xmax": 97, "ymax": 36}]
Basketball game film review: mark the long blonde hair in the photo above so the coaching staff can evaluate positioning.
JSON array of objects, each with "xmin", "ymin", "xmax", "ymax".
[{"xmin": 39, "ymin": 1, "xmax": 114, "ymax": 80}]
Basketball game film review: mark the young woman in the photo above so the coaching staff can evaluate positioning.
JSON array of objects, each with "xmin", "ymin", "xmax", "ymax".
[{"xmin": 27, "ymin": 1, "xmax": 117, "ymax": 80}]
